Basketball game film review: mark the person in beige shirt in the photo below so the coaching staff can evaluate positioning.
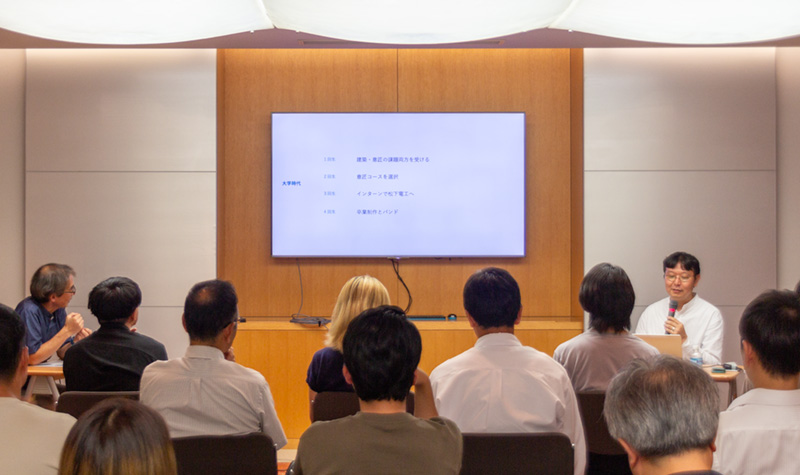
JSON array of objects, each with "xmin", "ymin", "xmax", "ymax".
[{"xmin": 0, "ymin": 303, "xmax": 75, "ymax": 474}]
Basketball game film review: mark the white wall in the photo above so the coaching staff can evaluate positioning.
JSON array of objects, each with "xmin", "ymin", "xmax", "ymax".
[
  {"xmin": 776, "ymin": 48, "xmax": 800, "ymax": 291},
  {"xmin": 0, "ymin": 50, "xmax": 26, "ymax": 306},
  {"xmin": 584, "ymin": 48, "xmax": 778, "ymax": 370},
  {"xmin": 24, "ymin": 50, "xmax": 217, "ymax": 358}
]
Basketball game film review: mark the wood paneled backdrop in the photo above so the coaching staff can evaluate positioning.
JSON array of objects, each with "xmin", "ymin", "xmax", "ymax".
[
  {"xmin": 218, "ymin": 48, "xmax": 583, "ymax": 318},
  {"xmin": 217, "ymin": 49, "xmax": 584, "ymax": 439}
]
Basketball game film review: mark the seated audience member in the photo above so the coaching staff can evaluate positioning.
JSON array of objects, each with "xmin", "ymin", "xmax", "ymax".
[
  {"xmin": 15, "ymin": 263, "xmax": 90, "ymax": 364},
  {"xmin": 59, "ymin": 398, "xmax": 176, "ymax": 475},
  {"xmin": 430, "ymin": 267, "xmax": 586, "ymax": 475},
  {"xmin": 605, "ymin": 355, "xmax": 720, "ymax": 475},
  {"xmin": 635, "ymin": 252, "xmax": 723, "ymax": 364},
  {"xmin": 295, "ymin": 306, "xmax": 462, "ymax": 474},
  {"xmin": 140, "ymin": 279, "xmax": 286, "ymax": 448},
  {"xmin": 63, "ymin": 277, "xmax": 167, "ymax": 391},
  {"xmin": 712, "ymin": 289, "xmax": 800, "ymax": 475},
  {"xmin": 554, "ymin": 263, "xmax": 658, "ymax": 391},
  {"xmin": 306, "ymin": 275, "xmax": 390, "ymax": 415},
  {"xmin": 0, "ymin": 303, "xmax": 76, "ymax": 474}
]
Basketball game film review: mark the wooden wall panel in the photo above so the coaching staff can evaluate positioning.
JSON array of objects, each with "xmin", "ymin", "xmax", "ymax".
[
  {"xmin": 218, "ymin": 50, "xmax": 401, "ymax": 316},
  {"xmin": 394, "ymin": 49, "xmax": 574, "ymax": 316},
  {"xmin": 218, "ymin": 49, "xmax": 582, "ymax": 319}
]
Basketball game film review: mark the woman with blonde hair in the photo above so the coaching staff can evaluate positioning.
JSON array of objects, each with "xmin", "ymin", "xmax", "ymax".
[
  {"xmin": 306, "ymin": 275, "xmax": 390, "ymax": 413},
  {"xmin": 59, "ymin": 398, "xmax": 177, "ymax": 475}
]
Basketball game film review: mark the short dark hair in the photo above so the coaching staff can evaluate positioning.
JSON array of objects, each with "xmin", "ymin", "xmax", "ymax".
[
  {"xmin": 662, "ymin": 252, "xmax": 700, "ymax": 276},
  {"xmin": 88, "ymin": 277, "xmax": 142, "ymax": 323},
  {"xmin": 30, "ymin": 263, "xmax": 75, "ymax": 303},
  {"xmin": 605, "ymin": 356, "xmax": 718, "ymax": 459},
  {"xmin": 59, "ymin": 398, "xmax": 176, "ymax": 475},
  {"xmin": 183, "ymin": 280, "xmax": 238, "ymax": 341},
  {"xmin": 580, "ymin": 263, "xmax": 635, "ymax": 333},
  {"xmin": 739, "ymin": 289, "xmax": 800, "ymax": 377},
  {"xmin": 0, "ymin": 304, "xmax": 26, "ymax": 383},
  {"xmin": 463, "ymin": 267, "xmax": 521, "ymax": 328},
  {"xmin": 343, "ymin": 305, "xmax": 421, "ymax": 402}
]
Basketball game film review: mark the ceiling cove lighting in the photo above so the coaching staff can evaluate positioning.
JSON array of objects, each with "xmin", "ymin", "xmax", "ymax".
[{"xmin": 1, "ymin": 0, "xmax": 799, "ymax": 45}]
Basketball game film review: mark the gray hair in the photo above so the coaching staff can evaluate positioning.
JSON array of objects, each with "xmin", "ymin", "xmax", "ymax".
[
  {"xmin": 30, "ymin": 263, "xmax": 75, "ymax": 303},
  {"xmin": 604, "ymin": 355, "xmax": 719, "ymax": 458}
]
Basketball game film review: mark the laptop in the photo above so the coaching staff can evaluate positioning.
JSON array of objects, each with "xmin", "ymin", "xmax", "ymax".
[{"xmin": 635, "ymin": 334, "xmax": 683, "ymax": 358}]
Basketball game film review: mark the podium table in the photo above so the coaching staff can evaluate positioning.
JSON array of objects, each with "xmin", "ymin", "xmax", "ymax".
[{"xmin": 25, "ymin": 363, "xmax": 64, "ymax": 402}]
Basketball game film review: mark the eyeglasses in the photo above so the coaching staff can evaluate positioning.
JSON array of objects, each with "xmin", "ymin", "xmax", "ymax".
[
  {"xmin": 231, "ymin": 316, "xmax": 247, "ymax": 325},
  {"xmin": 665, "ymin": 274, "xmax": 693, "ymax": 283},
  {"xmin": 64, "ymin": 286, "xmax": 77, "ymax": 294}
]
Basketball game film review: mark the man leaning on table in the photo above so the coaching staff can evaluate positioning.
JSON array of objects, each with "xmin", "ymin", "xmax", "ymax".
[
  {"xmin": 712, "ymin": 289, "xmax": 800, "ymax": 475},
  {"xmin": 15, "ymin": 263, "xmax": 91, "ymax": 365},
  {"xmin": 0, "ymin": 303, "xmax": 75, "ymax": 474},
  {"xmin": 635, "ymin": 252, "xmax": 723, "ymax": 364}
]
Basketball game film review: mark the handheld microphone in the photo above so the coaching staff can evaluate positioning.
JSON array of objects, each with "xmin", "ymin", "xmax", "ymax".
[{"xmin": 666, "ymin": 299, "xmax": 678, "ymax": 335}]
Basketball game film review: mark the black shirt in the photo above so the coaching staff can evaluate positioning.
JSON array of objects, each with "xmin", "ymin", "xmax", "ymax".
[{"xmin": 63, "ymin": 322, "xmax": 168, "ymax": 391}]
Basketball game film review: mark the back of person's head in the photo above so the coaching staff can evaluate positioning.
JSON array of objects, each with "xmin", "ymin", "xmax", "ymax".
[
  {"xmin": 343, "ymin": 305, "xmax": 421, "ymax": 402},
  {"xmin": 463, "ymin": 267, "xmax": 521, "ymax": 328},
  {"xmin": 604, "ymin": 355, "xmax": 718, "ymax": 459},
  {"xmin": 662, "ymin": 251, "xmax": 701, "ymax": 275},
  {"xmin": 88, "ymin": 277, "xmax": 142, "ymax": 324},
  {"xmin": 739, "ymin": 289, "xmax": 800, "ymax": 377},
  {"xmin": 580, "ymin": 263, "xmax": 635, "ymax": 333},
  {"xmin": 0, "ymin": 304, "xmax": 26, "ymax": 384},
  {"xmin": 183, "ymin": 279, "xmax": 238, "ymax": 342},
  {"xmin": 30, "ymin": 263, "xmax": 75, "ymax": 303},
  {"xmin": 325, "ymin": 275, "xmax": 390, "ymax": 351},
  {"xmin": 59, "ymin": 398, "xmax": 177, "ymax": 475}
]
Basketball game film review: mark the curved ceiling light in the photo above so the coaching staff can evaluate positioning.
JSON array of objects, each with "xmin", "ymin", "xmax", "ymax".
[
  {"xmin": 550, "ymin": 0, "xmax": 800, "ymax": 45},
  {"xmin": 263, "ymin": 0, "xmax": 574, "ymax": 45},
  {"xmin": 0, "ymin": 0, "xmax": 273, "ymax": 44}
]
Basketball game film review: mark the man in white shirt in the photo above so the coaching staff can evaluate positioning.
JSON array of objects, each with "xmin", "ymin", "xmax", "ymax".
[
  {"xmin": 140, "ymin": 279, "xmax": 286, "ymax": 449},
  {"xmin": 635, "ymin": 251, "xmax": 723, "ymax": 364},
  {"xmin": 605, "ymin": 355, "xmax": 720, "ymax": 475},
  {"xmin": 712, "ymin": 289, "xmax": 800, "ymax": 475},
  {"xmin": 0, "ymin": 303, "xmax": 76, "ymax": 474},
  {"xmin": 430, "ymin": 267, "xmax": 586, "ymax": 475}
]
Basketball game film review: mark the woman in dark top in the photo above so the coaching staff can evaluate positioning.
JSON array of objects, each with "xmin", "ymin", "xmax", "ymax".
[{"xmin": 306, "ymin": 275, "xmax": 390, "ymax": 418}]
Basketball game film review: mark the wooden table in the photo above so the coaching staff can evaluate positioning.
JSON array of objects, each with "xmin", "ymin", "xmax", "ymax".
[
  {"xmin": 703, "ymin": 365, "xmax": 742, "ymax": 407},
  {"xmin": 25, "ymin": 363, "xmax": 64, "ymax": 402}
]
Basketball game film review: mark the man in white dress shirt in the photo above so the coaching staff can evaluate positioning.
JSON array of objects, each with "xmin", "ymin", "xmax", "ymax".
[
  {"xmin": 140, "ymin": 279, "xmax": 286, "ymax": 449},
  {"xmin": 712, "ymin": 289, "xmax": 800, "ymax": 475},
  {"xmin": 430, "ymin": 267, "xmax": 586, "ymax": 475},
  {"xmin": 636, "ymin": 251, "xmax": 723, "ymax": 364}
]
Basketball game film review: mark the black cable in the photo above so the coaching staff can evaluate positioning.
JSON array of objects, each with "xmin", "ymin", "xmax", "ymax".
[
  {"xmin": 391, "ymin": 258, "xmax": 412, "ymax": 314},
  {"xmin": 289, "ymin": 258, "xmax": 328, "ymax": 325}
]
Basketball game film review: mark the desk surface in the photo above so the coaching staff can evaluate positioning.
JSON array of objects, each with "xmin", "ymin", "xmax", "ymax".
[
  {"xmin": 703, "ymin": 365, "xmax": 741, "ymax": 383},
  {"xmin": 28, "ymin": 364, "xmax": 64, "ymax": 378}
]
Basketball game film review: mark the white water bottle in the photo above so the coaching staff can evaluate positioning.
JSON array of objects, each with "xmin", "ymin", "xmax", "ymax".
[{"xmin": 690, "ymin": 346, "xmax": 703, "ymax": 366}]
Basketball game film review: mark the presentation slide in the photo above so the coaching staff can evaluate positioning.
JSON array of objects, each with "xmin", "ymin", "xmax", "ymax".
[{"xmin": 272, "ymin": 112, "xmax": 525, "ymax": 257}]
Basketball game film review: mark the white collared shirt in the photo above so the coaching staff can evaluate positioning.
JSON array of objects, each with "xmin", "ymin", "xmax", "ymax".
[
  {"xmin": 140, "ymin": 345, "xmax": 287, "ymax": 448},
  {"xmin": 713, "ymin": 388, "xmax": 800, "ymax": 475},
  {"xmin": 430, "ymin": 333, "xmax": 586, "ymax": 475},
  {"xmin": 636, "ymin": 295, "xmax": 724, "ymax": 364}
]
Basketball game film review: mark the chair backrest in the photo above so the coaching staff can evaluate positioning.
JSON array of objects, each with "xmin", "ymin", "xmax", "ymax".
[
  {"xmin": 55, "ymin": 391, "xmax": 139, "ymax": 419},
  {"xmin": 460, "ymin": 432, "xmax": 573, "ymax": 475},
  {"xmin": 311, "ymin": 391, "xmax": 415, "ymax": 422},
  {"xmin": 172, "ymin": 432, "xmax": 277, "ymax": 475},
  {"xmin": 576, "ymin": 390, "xmax": 626, "ymax": 455}
]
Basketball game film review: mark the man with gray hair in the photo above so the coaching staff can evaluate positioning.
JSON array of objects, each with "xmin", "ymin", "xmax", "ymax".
[
  {"xmin": 15, "ymin": 263, "xmax": 90, "ymax": 364},
  {"xmin": 604, "ymin": 355, "xmax": 720, "ymax": 475}
]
